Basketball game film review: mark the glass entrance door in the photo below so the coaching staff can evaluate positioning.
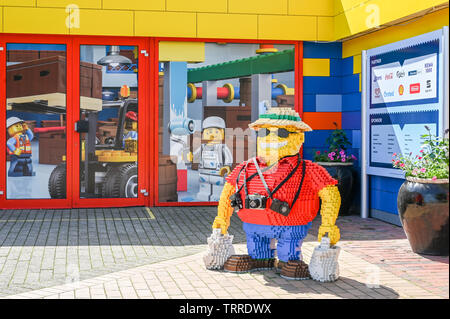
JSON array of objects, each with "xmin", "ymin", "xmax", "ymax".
[{"xmin": 73, "ymin": 40, "xmax": 148, "ymax": 207}]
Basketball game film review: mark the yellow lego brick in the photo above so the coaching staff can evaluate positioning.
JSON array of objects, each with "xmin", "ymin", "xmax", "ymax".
[
  {"xmin": 197, "ymin": 13, "xmax": 257, "ymax": 39},
  {"xmin": 69, "ymin": 9, "xmax": 133, "ymax": 36},
  {"xmin": 353, "ymin": 54, "xmax": 361, "ymax": 74},
  {"xmin": 303, "ymin": 58, "xmax": 330, "ymax": 77},
  {"xmin": 102, "ymin": 0, "xmax": 165, "ymax": 11},
  {"xmin": 37, "ymin": 0, "xmax": 102, "ymax": 8},
  {"xmin": 342, "ymin": 7, "xmax": 449, "ymax": 57},
  {"xmin": 135, "ymin": 11, "xmax": 196, "ymax": 37},
  {"xmin": 159, "ymin": 41, "xmax": 205, "ymax": 63},
  {"xmin": 0, "ymin": 8, "xmax": 2, "ymax": 32},
  {"xmin": 229, "ymin": 0, "xmax": 287, "ymax": 15},
  {"xmin": 288, "ymin": 0, "xmax": 334, "ymax": 16},
  {"xmin": 1, "ymin": 0, "xmax": 35, "ymax": 6},
  {"xmin": 167, "ymin": 0, "xmax": 227, "ymax": 13},
  {"xmin": 3, "ymin": 7, "xmax": 69, "ymax": 34},
  {"xmin": 333, "ymin": 0, "xmax": 344, "ymax": 15},
  {"xmin": 317, "ymin": 16, "xmax": 334, "ymax": 41},
  {"xmin": 258, "ymin": 15, "xmax": 317, "ymax": 41},
  {"xmin": 335, "ymin": 0, "xmax": 448, "ymax": 40}
]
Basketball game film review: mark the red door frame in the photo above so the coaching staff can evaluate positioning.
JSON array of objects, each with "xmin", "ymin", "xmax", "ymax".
[
  {"xmin": 71, "ymin": 36, "xmax": 150, "ymax": 208},
  {"xmin": 0, "ymin": 34, "xmax": 151, "ymax": 209},
  {"xmin": 0, "ymin": 34, "xmax": 74, "ymax": 209},
  {"xmin": 151, "ymin": 38, "xmax": 303, "ymax": 207}
]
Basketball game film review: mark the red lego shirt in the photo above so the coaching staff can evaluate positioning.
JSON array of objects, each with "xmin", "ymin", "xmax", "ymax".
[{"xmin": 226, "ymin": 155, "xmax": 337, "ymax": 226}]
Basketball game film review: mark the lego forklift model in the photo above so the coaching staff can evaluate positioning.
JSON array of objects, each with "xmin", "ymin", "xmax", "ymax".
[{"xmin": 48, "ymin": 98, "xmax": 139, "ymax": 199}]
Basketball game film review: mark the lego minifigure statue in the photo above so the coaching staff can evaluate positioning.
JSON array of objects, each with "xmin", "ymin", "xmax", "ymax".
[
  {"xmin": 6, "ymin": 117, "xmax": 35, "ymax": 177},
  {"xmin": 188, "ymin": 116, "xmax": 233, "ymax": 202},
  {"xmin": 123, "ymin": 111, "xmax": 138, "ymax": 151},
  {"xmin": 210, "ymin": 107, "xmax": 341, "ymax": 280}
]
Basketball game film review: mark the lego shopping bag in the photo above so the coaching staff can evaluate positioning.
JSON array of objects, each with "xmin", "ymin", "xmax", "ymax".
[
  {"xmin": 309, "ymin": 235, "xmax": 341, "ymax": 282},
  {"xmin": 203, "ymin": 228, "xmax": 235, "ymax": 270}
]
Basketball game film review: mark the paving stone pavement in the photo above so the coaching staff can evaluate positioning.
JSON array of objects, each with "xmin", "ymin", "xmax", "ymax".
[{"xmin": 0, "ymin": 207, "xmax": 448, "ymax": 299}]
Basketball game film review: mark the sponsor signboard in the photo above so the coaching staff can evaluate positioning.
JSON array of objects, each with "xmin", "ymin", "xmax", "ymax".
[{"xmin": 364, "ymin": 28, "xmax": 447, "ymax": 177}]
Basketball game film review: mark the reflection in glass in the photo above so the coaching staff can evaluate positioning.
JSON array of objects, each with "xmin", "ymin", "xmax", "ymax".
[
  {"xmin": 79, "ymin": 45, "xmax": 138, "ymax": 199},
  {"xmin": 158, "ymin": 43, "xmax": 295, "ymax": 202},
  {"xmin": 6, "ymin": 43, "xmax": 67, "ymax": 199}
]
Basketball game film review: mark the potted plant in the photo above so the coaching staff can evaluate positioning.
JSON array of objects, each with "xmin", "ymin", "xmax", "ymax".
[
  {"xmin": 393, "ymin": 127, "xmax": 449, "ymax": 256},
  {"xmin": 313, "ymin": 123, "xmax": 357, "ymax": 215}
]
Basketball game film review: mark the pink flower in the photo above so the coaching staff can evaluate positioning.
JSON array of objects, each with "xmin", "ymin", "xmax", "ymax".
[
  {"xmin": 412, "ymin": 169, "xmax": 418, "ymax": 176},
  {"xmin": 330, "ymin": 152, "xmax": 336, "ymax": 156},
  {"xmin": 393, "ymin": 153, "xmax": 397, "ymax": 156},
  {"xmin": 316, "ymin": 151, "xmax": 321, "ymax": 155},
  {"xmin": 351, "ymin": 155, "xmax": 357, "ymax": 160},
  {"xmin": 394, "ymin": 160, "xmax": 400, "ymax": 165},
  {"xmin": 420, "ymin": 150, "xmax": 424, "ymax": 153},
  {"xmin": 418, "ymin": 157, "xmax": 422, "ymax": 160},
  {"xmin": 432, "ymin": 176, "xmax": 437, "ymax": 180},
  {"xmin": 341, "ymin": 158, "xmax": 346, "ymax": 162},
  {"xmin": 420, "ymin": 168, "xmax": 426, "ymax": 173},
  {"xmin": 340, "ymin": 150, "xmax": 345, "ymax": 155},
  {"xmin": 400, "ymin": 163, "xmax": 405, "ymax": 167}
]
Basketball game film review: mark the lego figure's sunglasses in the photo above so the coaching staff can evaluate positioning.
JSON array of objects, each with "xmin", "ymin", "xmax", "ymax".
[{"xmin": 257, "ymin": 128, "xmax": 298, "ymax": 138}]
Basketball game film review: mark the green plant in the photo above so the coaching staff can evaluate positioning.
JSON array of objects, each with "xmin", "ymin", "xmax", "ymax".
[
  {"xmin": 314, "ymin": 122, "xmax": 357, "ymax": 163},
  {"xmin": 392, "ymin": 127, "xmax": 449, "ymax": 179}
]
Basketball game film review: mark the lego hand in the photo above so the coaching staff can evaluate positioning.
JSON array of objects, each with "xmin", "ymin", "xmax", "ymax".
[
  {"xmin": 318, "ymin": 224, "xmax": 340, "ymax": 245},
  {"xmin": 219, "ymin": 166, "xmax": 231, "ymax": 177},
  {"xmin": 22, "ymin": 123, "xmax": 28, "ymax": 131},
  {"xmin": 13, "ymin": 148, "xmax": 22, "ymax": 156},
  {"xmin": 212, "ymin": 216, "xmax": 229, "ymax": 235}
]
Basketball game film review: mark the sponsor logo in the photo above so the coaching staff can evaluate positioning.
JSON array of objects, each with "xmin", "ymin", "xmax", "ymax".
[
  {"xmin": 410, "ymin": 83, "xmax": 420, "ymax": 94},
  {"xmin": 425, "ymin": 62, "xmax": 433, "ymax": 73},
  {"xmin": 398, "ymin": 85, "xmax": 404, "ymax": 96},
  {"xmin": 383, "ymin": 90, "xmax": 395, "ymax": 97},
  {"xmin": 374, "ymin": 88, "xmax": 381, "ymax": 98},
  {"xmin": 385, "ymin": 73, "xmax": 393, "ymax": 80},
  {"xmin": 408, "ymin": 69, "xmax": 421, "ymax": 76},
  {"xmin": 396, "ymin": 70, "xmax": 405, "ymax": 78},
  {"xmin": 425, "ymin": 80, "xmax": 432, "ymax": 93},
  {"xmin": 373, "ymin": 75, "xmax": 382, "ymax": 82}
]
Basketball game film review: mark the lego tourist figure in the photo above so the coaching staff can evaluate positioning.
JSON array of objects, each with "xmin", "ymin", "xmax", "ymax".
[
  {"xmin": 6, "ymin": 116, "xmax": 35, "ymax": 177},
  {"xmin": 188, "ymin": 116, "xmax": 233, "ymax": 201},
  {"xmin": 123, "ymin": 111, "xmax": 138, "ymax": 150},
  {"xmin": 208, "ymin": 107, "xmax": 341, "ymax": 280}
]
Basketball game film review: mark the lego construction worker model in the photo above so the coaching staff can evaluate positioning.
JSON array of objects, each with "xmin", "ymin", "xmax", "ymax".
[
  {"xmin": 123, "ymin": 111, "xmax": 138, "ymax": 150},
  {"xmin": 188, "ymin": 116, "xmax": 233, "ymax": 201},
  {"xmin": 6, "ymin": 117, "xmax": 35, "ymax": 177},
  {"xmin": 210, "ymin": 107, "xmax": 341, "ymax": 280}
]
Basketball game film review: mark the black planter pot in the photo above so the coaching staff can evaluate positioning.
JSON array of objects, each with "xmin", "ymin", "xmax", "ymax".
[
  {"xmin": 397, "ymin": 177, "xmax": 449, "ymax": 256},
  {"xmin": 317, "ymin": 162, "xmax": 354, "ymax": 216}
]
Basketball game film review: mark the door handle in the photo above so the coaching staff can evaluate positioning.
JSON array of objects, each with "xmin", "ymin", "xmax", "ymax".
[{"xmin": 75, "ymin": 120, "xmax": 89, "ymax": 133}]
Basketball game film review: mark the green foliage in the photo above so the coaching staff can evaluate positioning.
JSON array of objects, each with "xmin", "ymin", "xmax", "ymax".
[
  {"xmin": 313, "ymin": 122, "xmax": 356, "ymax": 163},
  {"xmin": 392, "ymin": 127, "xmax": 449, "ymax": 180}
]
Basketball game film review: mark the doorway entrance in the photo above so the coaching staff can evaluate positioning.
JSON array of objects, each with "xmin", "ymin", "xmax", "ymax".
[{"xmin": 0, "ymin": 35, "xmax": 150, "ymax": 209}]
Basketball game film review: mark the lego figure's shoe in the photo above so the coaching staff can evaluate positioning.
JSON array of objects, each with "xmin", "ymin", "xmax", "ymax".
[
  {"xmin": 280, "ymin": 260, "xmax": 311, "ymax": 280},
  {"xmin": 224, "ymin": 255, "xmax": 275, "ymax": 272},
  {"xmin": 224, "ymin": 255, "xmax": 255, "ymax": 273}
]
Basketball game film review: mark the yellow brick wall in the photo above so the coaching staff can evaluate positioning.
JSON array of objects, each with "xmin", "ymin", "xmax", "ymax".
[{"xmin": 0, "ymin": 0, "xmax": 447, "ymax": 41}]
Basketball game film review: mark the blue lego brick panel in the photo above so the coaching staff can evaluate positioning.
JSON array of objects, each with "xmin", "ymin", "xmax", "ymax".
[
  {"xmin": 342, "ymin": 74, "xmax": 360, "ymax": 94},
  {"xmin": 352, "ymin": 130, "xmax": 361, "ymax": 149},
  {"xmin": 302, "ymin": 147, "xmax": 316, "ymax": 161},
  {"xmin": 342, "ymin": 111, "xmax": 361, "ymax": 130},
  {"xmin": 303, "ymin": 94, "xmax": 316, "ymax": 112},
  {"xmin": 330, "ymin": 59, "xmax": 342, "ymax": 76},
  {"xmin": 303, "ymin": 76, "xmax": 342, "ymax": 94},
  {"xmin": 370, "ymin": 188, "xmax": 399, "ymax": 215},
  {"xmin": 342, "ymin": 56, "xmax": 354, "ymax": 76},
  {"xmin": 342, "ymin": 92, "xmax": 362, "ymax": 111},
  {"xmin": 370, "ymin": 175, "xmax": 404, "ymax": 193},
  {"xmin": 304, "ymin": 130, "xmax": 334, "ymax": 148},
  {"xmin": 303, "ymin": 41, "xmax": 342, "ymax": 59},
  {"xmin": 316, "ymin": 94, "xmax": 342, "ymax": 112}
]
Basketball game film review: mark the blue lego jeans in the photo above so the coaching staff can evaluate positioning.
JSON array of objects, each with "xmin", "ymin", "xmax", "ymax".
[{"xmin": 243, "ymin": 222, "xmax": 312, "ymax": 262}]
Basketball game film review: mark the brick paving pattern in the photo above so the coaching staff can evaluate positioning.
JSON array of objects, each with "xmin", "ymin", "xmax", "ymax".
[{"xmin": 0, "ymin": 207, "xmax": 448, "ymax": 299}]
